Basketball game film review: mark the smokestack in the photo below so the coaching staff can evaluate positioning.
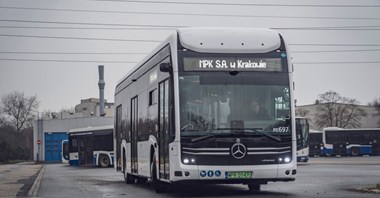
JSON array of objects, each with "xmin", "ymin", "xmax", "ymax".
[{"xmin": 98, "ymin": 65, "xmax": 105, "ymax": 116}]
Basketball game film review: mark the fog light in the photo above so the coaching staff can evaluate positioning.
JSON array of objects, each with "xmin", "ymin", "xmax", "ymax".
[
  {"xmin": 285, "ymin": 170, "xmax": 290, "ymax": 175},
  {"xmin": 184, "ymin": 171, "xmax": 190, "ymax": 177},
  {"xmin": 284, "ymin": 157, "xmax": 291, "ymax": 163},
  {"xmin": 183, "ymin": 158, "xmax": 189, "ymax": 164}
]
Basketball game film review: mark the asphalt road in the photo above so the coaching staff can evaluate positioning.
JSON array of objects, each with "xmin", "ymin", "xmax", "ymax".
[
  {"xmin": 38, "ymin": 157, "xmax": 380, "ymax": 198},
  {"xmin": 0, "ymin": 162, "xmax": 42, "ymax": 197}
]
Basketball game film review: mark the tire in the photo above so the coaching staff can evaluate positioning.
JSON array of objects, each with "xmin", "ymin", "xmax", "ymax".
[
  {"xmin": 351, "ymin": 147, "xmax": 360, "ymax": 156},
  {"xmin": 248, "ymin": 183, "xmax": 261, "ymax": 192},
  {"xmin": 99, "ymin": 155, "xmax": 110, "ymax": 168},
  {"xmin": 151, "ymin": 155, "xmax": 166, "ymax": 193},
  {"xmin": 124, "ymin": 155, "xmax": 135, "ymax": 184}
]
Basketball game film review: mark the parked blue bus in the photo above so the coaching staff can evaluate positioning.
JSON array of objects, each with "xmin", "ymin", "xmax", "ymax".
[{"xmin": 322, "ymin": 127, "xmax": 380, "ymax": 156}]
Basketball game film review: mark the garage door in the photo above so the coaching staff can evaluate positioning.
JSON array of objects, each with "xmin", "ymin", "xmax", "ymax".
[{"xmin": 45, "ymin": 132, "xmax": 68, "ymax": 163}]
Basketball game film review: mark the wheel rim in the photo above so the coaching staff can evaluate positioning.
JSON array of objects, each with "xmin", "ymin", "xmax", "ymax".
[
  {"xmin": 102, "ymin": 156, "xmax": 109, "ymax": 165},
  {"xmin": 352, "ymin": 148, "xmax": 359, "ymax": 156}
]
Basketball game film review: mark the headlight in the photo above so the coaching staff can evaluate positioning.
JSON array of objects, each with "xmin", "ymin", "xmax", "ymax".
[
  {"xmin": 284, "ymin": 157, "xmax": 291, "ymax": 163},
  {"xmin": 183, "ymin": 158, "xmax": 189, "ymax": 164}
]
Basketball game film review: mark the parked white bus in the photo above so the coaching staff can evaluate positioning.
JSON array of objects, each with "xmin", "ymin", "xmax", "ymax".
[
  {"xmin": 68, "ymin": 126, "xmax": 114, "ymax": 167},
  {"xmin": 295, "ymin": 117, "xmax": 309, "ymax": 162},
  {"xmin": 114, "ymin": 27, "xmax": 296, "ymax": 192}
]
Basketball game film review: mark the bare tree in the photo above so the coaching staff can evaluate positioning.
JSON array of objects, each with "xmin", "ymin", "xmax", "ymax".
[
  {"xmin": 295, "ymin": 108, "xmax": 309, "ymax": 117},
  {"xmin": 1, "ymin": 91, "xmax": 40, "ymax": 133},
  {"xmin": 315, "ymin": 91, "xmax": 367, "ymax": 129},
  {"xmin": 368, "ymin": 98, "xmax": 380, "ymax": 126}
]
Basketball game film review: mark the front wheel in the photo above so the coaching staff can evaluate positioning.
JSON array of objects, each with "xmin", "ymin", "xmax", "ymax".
[
  {"xmin": 151, "ymin": 156, "xmax": 166, "ymax": 193},
  {"xmin": 124, "ymin": 158, "xmax": 135, "ymax": 184}
]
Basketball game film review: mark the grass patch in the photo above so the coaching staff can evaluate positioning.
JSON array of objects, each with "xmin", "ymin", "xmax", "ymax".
[{"xmin": 354, "ymin": 184, "xmax": 380, "ymax": 194}]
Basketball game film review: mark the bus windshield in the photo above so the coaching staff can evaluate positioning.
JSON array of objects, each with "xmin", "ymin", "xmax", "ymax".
[{"xmin": 179, "ymin": 72, "xmax": 291, "ymax": 137}]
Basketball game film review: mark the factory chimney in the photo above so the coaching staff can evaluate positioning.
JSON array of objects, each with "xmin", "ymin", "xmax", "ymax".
[{"xmin": 98, "ymin": 65, "xmax": 105, "ymax": 116}]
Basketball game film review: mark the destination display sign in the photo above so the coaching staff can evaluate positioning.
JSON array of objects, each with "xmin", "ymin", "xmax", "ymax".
[{"xmin": 183, "ymin": 57, "xmax": 283, "ymax": 72}]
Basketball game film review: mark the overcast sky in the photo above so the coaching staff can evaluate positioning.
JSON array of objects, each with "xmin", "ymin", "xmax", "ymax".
[{"xmin": 1, "ymin": 0, "xmax": 380, "ymax": 112}]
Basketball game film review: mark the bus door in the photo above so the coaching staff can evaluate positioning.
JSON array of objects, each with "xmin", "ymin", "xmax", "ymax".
[
  {"xmin": 131, "ymin": 96, "xmax": 138, "ymax": 174},
  {"xmin": 372, "ymin": 133, "xmax": 380, "ymax": 155},
  {"xmin": 309, "ymin": 133, "xmax": 322, "ymax": 156},
  {"xmin": 158, "ymin": 79, "xmax": 170, "ymax": 180},
  {"xmin": 78, "ymin": 135, "xmax": 94, "ymax": 166},
  {"xmin": 62, "ymin": 141, "xmax": 69, "ymax": 161},
  {"xmin": 331, "ymin": 133, "xmax": 346, "ymax": 156}
]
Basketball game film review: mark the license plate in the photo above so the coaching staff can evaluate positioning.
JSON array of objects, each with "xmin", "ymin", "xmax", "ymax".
[{"xmin": 225, "ymin": 171, "xmax": 253, "ymax": 179}]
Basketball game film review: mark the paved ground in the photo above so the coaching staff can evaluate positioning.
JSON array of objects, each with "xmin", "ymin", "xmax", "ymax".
[
  {"xmin": 0, "ymin": 162, "xmax": 42, "ymax": 197},
  {"xmin": 37, "ymin": 156, "xmax": 380, "ymax": 198}
]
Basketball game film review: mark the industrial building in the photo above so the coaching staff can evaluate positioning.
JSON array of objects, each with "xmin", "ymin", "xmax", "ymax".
[{"xmin": 33, "ymin": 65, "xmax": 115, "ymax": 163}]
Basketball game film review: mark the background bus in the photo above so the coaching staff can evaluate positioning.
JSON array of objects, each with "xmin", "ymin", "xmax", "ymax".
[
  {"xmin": 308, "ymin": 130, "xmax": 323, "ymax": 157},
  {"xmin": 68, "ymin": 125, "xmax": 114, "ymax": 167},
  {"xmin": 323, "ymin": 127, "xmax": 380, "ymax": 156},
  {"xmin": 115, "ymin": 27, "xmax": 296, "ymax": 192},
  {"xmin": 295, "ymin": 117, "xmax": 309, "ymax": 162},
  {"xmin": 62, "ymin": 139, "xmax": 69, "ymax": 164}
]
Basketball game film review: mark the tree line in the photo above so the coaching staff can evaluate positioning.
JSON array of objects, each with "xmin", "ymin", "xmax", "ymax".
[
  {"xmin": 0, "ymin": 91, "xmax": 39, "ymax": 163},
  {"xmin": 296, "ymin": 91, "xmax": 380, "ymax": 129}
]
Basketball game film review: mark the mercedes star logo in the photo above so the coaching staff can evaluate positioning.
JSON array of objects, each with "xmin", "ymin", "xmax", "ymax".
[{"xmin": 231, "ymin": 142, "xmax": 247, "ymax": 159}]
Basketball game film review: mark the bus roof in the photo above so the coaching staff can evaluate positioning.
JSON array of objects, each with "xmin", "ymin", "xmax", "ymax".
[
  {"xmin": 178, "ymin": 27, "xmax": 281, "ymax": 53},
  {"xmin": 68, "ymin": 125, "xmax": 113, "ymax": 133},
  {"xmin": 115, "ymin": 27, "xmax": 282, "ymax": 90}
]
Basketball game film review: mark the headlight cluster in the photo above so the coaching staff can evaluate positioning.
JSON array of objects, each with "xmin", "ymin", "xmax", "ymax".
[
  {"xmin": 182, "ymin": 158, "xmax": 196, "ymax": 164},
  {"xmin": 278, "ymin": 156, "xmax": 292, "ymax": 164}
]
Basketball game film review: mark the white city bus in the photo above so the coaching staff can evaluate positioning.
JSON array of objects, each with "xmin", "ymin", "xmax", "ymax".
[
  {"xmin": 114, "ymin": 27, "xmax": 296, "ymax": 192},
  {"xmin": 295, "ymin": 117, "xmax": 309, "ymax": 162}
]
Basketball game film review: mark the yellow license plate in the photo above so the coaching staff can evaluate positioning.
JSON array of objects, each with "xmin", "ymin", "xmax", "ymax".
[{"xmin": 225, "ymin": 171, "xmax": 253, "ymax": 179}]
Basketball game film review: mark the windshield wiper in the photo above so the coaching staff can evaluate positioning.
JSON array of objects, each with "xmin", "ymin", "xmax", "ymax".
[
  {"xmin": 190, "ymin": 128, "xmax": 282, "ymax": 143},
  {"xmin": 190, "ymin": 134, "xmax": 217, "ymax": 143},
  {"xmin": 190, "ymin": 132, "xmax": 234, "ymax": 143},
  {"xmin": 245, "ymin": 128, "xmax": 282, "ymax": 142},
  {"xmin": 217, "ymin": 128, "xmax": 282, "ymax": 142}
]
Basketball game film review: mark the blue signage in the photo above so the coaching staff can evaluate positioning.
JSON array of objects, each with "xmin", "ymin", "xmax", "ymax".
[
  {"xmin": 207, "ymin": 170, "xmax": 214, "ymax": 177},
  {"xmin": 215, "ymin": 170, "xmax": 221, "ymax": 177},
  {"xmin": 200, "ymin": 170, "xmax": 206, "ymax": 177}
]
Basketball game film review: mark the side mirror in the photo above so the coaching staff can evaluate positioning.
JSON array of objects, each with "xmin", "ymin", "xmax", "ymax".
[{"xmin": 160, "ymin": 62, "xmax": 172, "ymax": 73}]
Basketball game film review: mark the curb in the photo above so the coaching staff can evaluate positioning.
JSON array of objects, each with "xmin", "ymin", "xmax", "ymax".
[{"xmin": 27, "ymin": 165, "xmax": 45, "ymax": 197}]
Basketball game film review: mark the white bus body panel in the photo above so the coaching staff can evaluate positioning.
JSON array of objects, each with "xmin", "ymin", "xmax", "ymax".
[
  {"xmin": 178, "ymin": 28, "xmax": 281, "ymax": 53},
  {"xmin": 137, "ymin": 140, "xmax": 151, "ymax": 177}
]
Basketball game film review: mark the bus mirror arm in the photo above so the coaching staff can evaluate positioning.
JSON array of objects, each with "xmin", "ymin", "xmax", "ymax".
[{"xmin": 160, "ymin": 62, "xmax": 172, "ymax": 73}]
